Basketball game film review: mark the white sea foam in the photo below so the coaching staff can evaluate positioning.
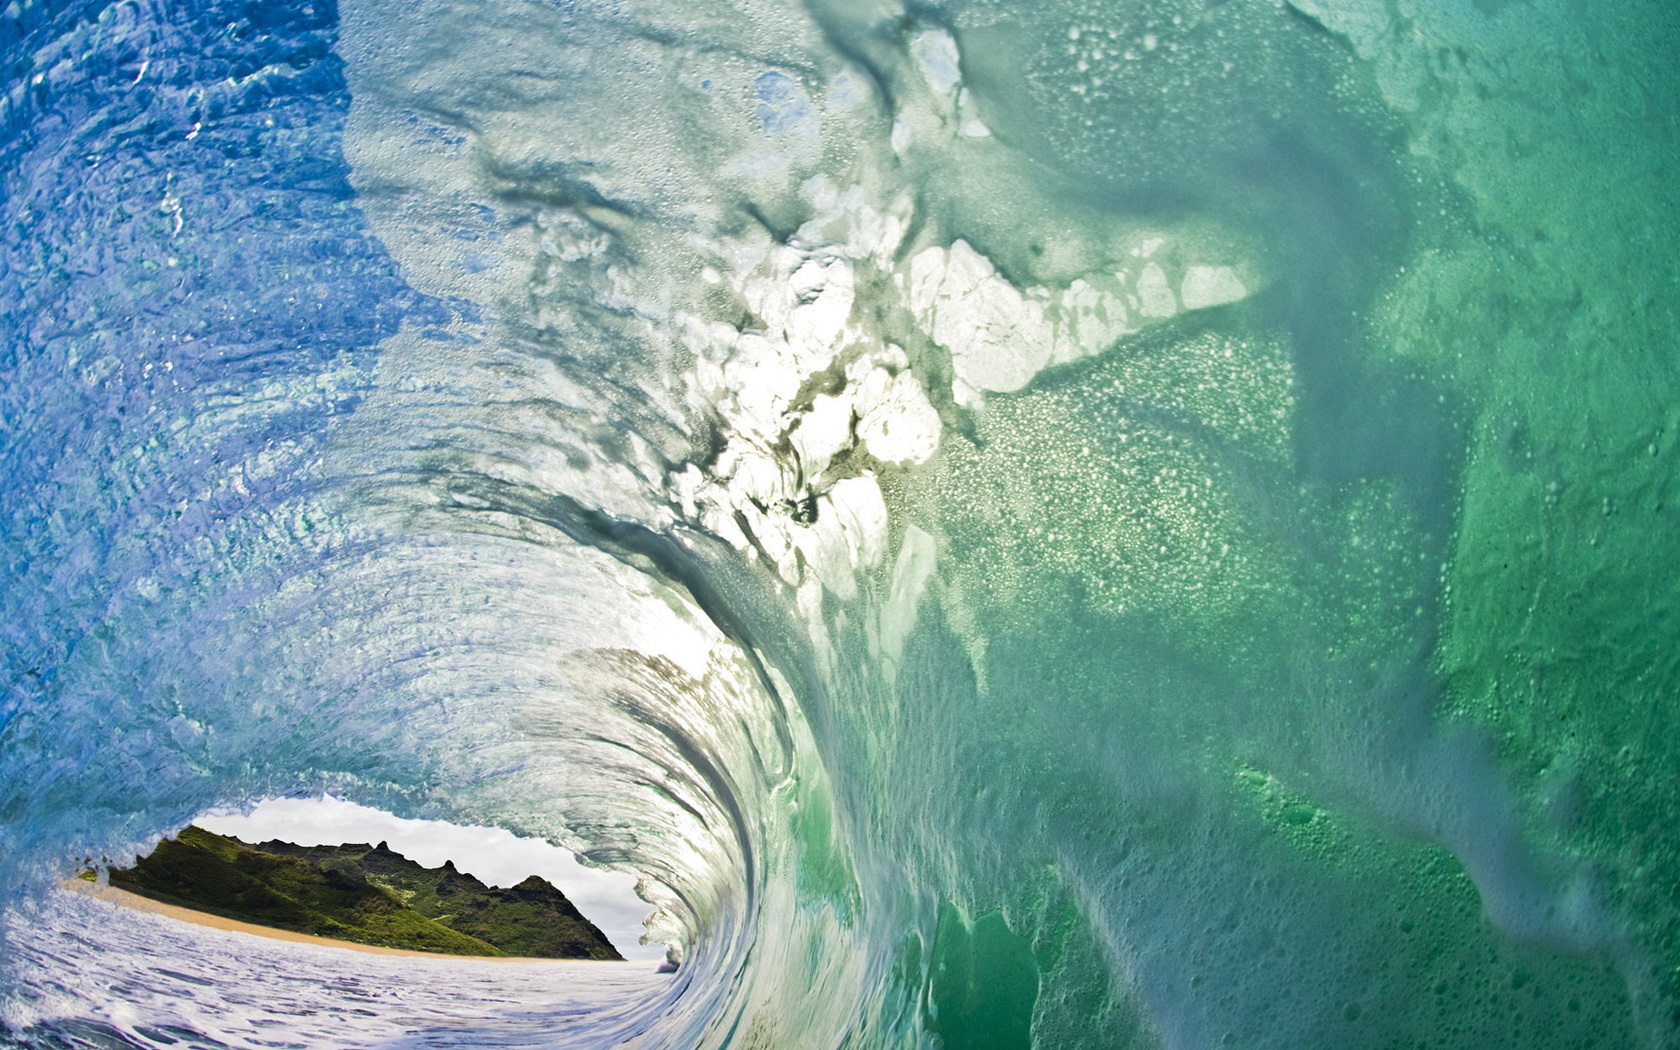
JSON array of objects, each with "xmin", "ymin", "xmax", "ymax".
[
  {"xmin": 905, "ymin": 238, "xmax": 1250, "ymax": 406},
  {"xmin": 3, "ymin": 889, "xmax": 678, "ymax": 1049}
]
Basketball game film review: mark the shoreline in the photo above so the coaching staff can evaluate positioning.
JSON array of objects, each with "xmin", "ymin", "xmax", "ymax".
[{"xmin": 59, "ymin": 879, "xmax": 595, "ymax": 962}]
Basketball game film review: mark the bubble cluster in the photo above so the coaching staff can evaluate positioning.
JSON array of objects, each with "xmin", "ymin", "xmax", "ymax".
[{"xmin": 929, "ymin": 327, "xmax": 1294, "ymax": 633}]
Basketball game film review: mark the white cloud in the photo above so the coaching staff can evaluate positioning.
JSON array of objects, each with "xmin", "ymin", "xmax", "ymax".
[{"xmin": 196, "ymin": 796, "xmax": 663, "ymax": 960}]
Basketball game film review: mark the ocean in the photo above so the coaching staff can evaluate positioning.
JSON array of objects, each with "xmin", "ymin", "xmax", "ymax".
[{"xmin": 2, "ymin": 0, "xmax": 1676, "ymax": 1046}]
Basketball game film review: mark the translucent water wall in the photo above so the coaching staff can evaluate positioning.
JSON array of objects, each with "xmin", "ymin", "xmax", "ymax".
[{"xmin": 2, "ymin": 0, "xmax": 1676, "ymax": 1046}]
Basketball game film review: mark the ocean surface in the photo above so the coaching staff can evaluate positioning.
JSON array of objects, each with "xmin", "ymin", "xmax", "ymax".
[{"xmin": 1, "ymin": 0, "xmax": 1676, "ymax": 1047}]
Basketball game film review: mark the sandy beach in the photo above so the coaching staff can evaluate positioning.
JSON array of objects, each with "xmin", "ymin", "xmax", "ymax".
[{"xmin": 60, "ymin": 878, "xmax": 564, "ymax": 961}]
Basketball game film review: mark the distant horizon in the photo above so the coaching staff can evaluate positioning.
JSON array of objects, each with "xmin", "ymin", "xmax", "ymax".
[
  {"xmin": 221, "ymin": 832, "xmax": 525, "ymax": 876},
  {"xmin": 196, "ymin": 796, "xmax": 665, "ymax": 961}
]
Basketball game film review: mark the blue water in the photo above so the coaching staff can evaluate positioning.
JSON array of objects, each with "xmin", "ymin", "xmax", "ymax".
[{"xmin": 3, "ymin": 0, "xmax": 1677, "ymax": 1047}]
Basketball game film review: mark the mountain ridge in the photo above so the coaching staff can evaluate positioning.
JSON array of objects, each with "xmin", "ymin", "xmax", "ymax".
[{"xmin": 105, "ymin": 826, "xmax": 624, "ymax": 960}]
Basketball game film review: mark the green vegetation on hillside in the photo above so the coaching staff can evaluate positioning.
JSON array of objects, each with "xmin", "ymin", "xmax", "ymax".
[{"xmin": 106, "ymin": 826, "xmax": 623, "ymax": 960}]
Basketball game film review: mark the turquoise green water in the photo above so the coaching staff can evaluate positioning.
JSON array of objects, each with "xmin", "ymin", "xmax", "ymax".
[{"xmin": 810, "ymin": 0, "xmax": 1680, "ymax": 1042}]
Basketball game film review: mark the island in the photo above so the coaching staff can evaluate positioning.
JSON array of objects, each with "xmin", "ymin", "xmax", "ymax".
[{"xmin": 99, "ymin": 825, "xmax": 623, "ymax": 960}]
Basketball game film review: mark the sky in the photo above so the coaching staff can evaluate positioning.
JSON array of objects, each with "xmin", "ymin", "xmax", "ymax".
[{"xmin": 196, "ymin": 796, "xmax": 665, "ymax": 961}]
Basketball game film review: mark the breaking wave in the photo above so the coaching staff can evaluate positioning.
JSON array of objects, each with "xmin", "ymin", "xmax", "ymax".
[{"xmin": 3, "ymin": 0, "xmax": 1677, "ymax": 1046}]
